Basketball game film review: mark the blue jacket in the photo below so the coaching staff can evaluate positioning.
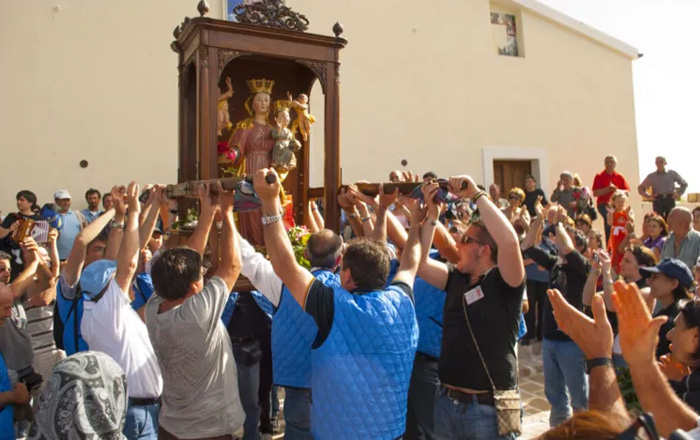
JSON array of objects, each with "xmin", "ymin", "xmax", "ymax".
[
  {"xmin": 221, "ymin": 290, "xmax": 275, "ymax": 327},
  {"xmin": 55, "ymin": 281, "xmax": 88, "ymax": 356},
  {"xmin": 311, "ymin": 284, "xmax": 418, "ymax": 440},
  {"xmin": 413, "ymin": 277, "xmax": 445, "ymax": 359},
  {"xmin": 131, "ymin": 273, "xmax": 154, "ymax": 311},
  {"xmin": 272, "ymin": 269, "xmax": 339, "ymax": 388},
  {"xmin": 0, "ymin": 353, "xmax": 13, "ymax": 440}
]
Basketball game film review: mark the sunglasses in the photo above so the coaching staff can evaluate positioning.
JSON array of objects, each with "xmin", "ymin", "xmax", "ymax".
[
  {"xmin": 508, "ymin": 195, "xmax": 520, "ymax": 200},
  {"xmin": 460, "ymin": 235, "xmax": 485, "ymax": 246}
]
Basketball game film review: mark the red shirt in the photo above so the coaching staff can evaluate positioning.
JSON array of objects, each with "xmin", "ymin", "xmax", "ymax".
[{"xmin": 592, "ymin": 171, "xmax": 630, "ymax": 205}]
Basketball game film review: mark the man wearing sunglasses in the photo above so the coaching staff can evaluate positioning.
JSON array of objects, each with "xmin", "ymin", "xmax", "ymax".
[
  {"xmin": 417, "ymin": 175, "xmax": 526, "ymax": 440},
  {"xmin": 255, "ymin": 169, "xmax": 421, "ymax": 440}
]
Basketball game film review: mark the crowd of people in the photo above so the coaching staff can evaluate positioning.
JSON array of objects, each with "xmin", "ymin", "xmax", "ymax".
[{"xmin": 0, "ymin": 154, "xmax": 699, "ymax": 440}]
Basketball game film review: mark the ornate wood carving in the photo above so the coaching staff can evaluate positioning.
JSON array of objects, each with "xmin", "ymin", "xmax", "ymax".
[
  {"xmin": 233, "ymin": 0, "xmax": 310, "ymax": 33},
  {"xmin": 218, "ymin": 50, "xmax": 242, "ymax": 77},
  {"xmin": 182, "ymin": 57, "xmax": 195, "ymax": 85},
  {"xmin": 297, "ymin": 61, "xmax": 327, "ymax": 93},
  {"xmin": 199, "ymin": 48, "xmax": 209, "ymax": 69}
]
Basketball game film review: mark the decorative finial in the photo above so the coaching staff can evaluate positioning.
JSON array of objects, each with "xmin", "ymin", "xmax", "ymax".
[
  {"xmin": 197, "ymin": 0, "xmax": 210, "ymax": 17},
  {"xmin": 174, "ymin": 25, "xmax": 182, "ymax": 38},
  {"xmin": 333, "ymin": 22, "xmax": 344, "ymax": 38}
]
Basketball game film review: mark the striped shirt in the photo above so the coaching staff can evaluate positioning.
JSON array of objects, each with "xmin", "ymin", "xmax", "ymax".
[{"xmin": 24, "ymin": 304, "xmax": 57, "ymax": 355}]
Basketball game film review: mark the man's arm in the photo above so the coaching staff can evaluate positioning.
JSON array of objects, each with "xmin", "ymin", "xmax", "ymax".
[
  {"xmin": 613, "ymin": 281, "xmax": 698, "ymax": 437},
  {"xmin": 393, "ymin": 213, "xmax": 421, "ymax": 287},
  {"xmin": 554, "ymin": 222, "xmax": 575, "ymax": 255},
  {"xmin": 255, "ymin": 170, "xmax": 314, "ymax": 306},
  {"xmin": 139, "ymin": 187, "xmax": 163, "ymax": 250},
  {"xmin": 450, "ymin": 176, "xmax": 524, "ymax": 287},
  {"xmin": 115, "ymin": 182, "xmax": 141, "ymax": 295},
  {"xmin": 214, "ymin": 185, "xmax": 241, "ymax": 292},
  {"xmin": 186, "ymin": 183, "xmax": 217, "ymax": 256},
  {"xmin": 637, "ymin": 175, "xmax": 651, "ymax": 197},
  {"xmin": 10, "ymin": 238, "xmax": 41, "ymax": 299},
  {"xmin": 416, "ymin": 183, "xmax": 449, "ymax": 290},
  {"xmin": 673, "ymin": 170, "xmax": 688, "ymax": 196},
  {"xmin": 64, "ymin": 205, "xmax": 116, "ymax": 287},
  {"xmin": 0, "ymin": 383, "xmax": 29, "ymax": 406},
  {"xmin": 104, "ymin": 186, "xmax": 126, "ymax": 261},
  {"xmin": 432, "ymin": 223, "xmax": 459, "ymax": 265},
  {"xmin": 239, "ymin": 236, "xmax": 282, "ymax": 306}
]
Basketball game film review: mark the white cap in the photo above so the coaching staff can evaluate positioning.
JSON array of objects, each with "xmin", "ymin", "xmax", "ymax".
[{"xmin": 54, "ymin": 189, "xmax": 72, "ymax": 200}]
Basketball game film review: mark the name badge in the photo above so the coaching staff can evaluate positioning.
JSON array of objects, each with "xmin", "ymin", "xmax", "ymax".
[{"xmin": 464, "ymin": 285, "xmax": 485, "ymax": 306}]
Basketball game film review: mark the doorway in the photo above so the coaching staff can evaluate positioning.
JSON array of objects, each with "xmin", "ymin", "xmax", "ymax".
[{"xmin": 493, "ymin": 160, "xmax": 532, "ymax": 192}]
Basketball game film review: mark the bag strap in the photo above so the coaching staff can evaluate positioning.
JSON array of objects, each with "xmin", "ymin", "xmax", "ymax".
[{"xmin": 461, "ymin": 295, "xmax": 498, "ymax": 393}]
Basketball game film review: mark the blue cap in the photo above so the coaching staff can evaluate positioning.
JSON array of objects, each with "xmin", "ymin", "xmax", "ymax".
[
  {"xmin": 40, "ymin": 203, "xmax": 63, "ymax": 229},
  {"xmin": 639, "ymin": 258, "xmax": 694, "ymax": 288},
  {"xmin": 79, "ymin": 260, "xmax": 117, "ymax": 300}
]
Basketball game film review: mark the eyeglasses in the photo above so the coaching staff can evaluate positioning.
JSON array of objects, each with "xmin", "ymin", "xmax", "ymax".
[
  {"xmin": 616, "ymin": 413, "xmax": 660, "ymax": 440},
  {"xmin": 508, "ymin": 195, "xmax": 520, "ymax": 200}
]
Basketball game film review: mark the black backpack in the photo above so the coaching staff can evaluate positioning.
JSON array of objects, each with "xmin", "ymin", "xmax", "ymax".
[{"xmin": 53, "ymin": 282, "xmax": 81, "ymax": 352}]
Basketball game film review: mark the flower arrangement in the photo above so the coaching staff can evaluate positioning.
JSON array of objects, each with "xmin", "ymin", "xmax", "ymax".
[{"xmin": 252, "ymin": 225, "xmax": 311, "ymax": 269}]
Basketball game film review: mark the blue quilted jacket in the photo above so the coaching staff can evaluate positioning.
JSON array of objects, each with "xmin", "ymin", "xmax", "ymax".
[
  {"xmin": 272, "ymin": 269, "xmax": 339, "ymax": 388},
  {"xmin": 311, "ymin": 284, "xmax": 418, "ymax": 439},
  {"xmin": 413, "ymin": 277, "xmax": 445, "ymax": 359}
]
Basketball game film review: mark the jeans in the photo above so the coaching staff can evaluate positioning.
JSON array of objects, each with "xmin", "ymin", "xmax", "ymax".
[
  {"xmin": 542, "ymin": 339, "xmax": 589, "ymax": 427},
  {"xmin": 597, "ymin": 204, "xmax": 611, "ymax": 246},
  {"xmin": 433, "ymin": 388, "xmax": 515, "ymax": 440},
  {"xmin": 405, "ymin": 353, "xmax": 440, "ymax": 440},
  {"xmin": 124, "ymin": 402, "xmax": 159, "ymax": 440},
  {"xmin": 653, "ymin": 196, "xmax": 676, "ymax": 220},
  {"xmin": 524, "ymin": 280, "xmax": 547, "ymax": 341},
  {"xmin": 235, "ymin": 356, "xmax": 261, "ymax": 440},
  {"xmin": 283, "ymin": 387, "xmax": 312, "ymax": 440}
]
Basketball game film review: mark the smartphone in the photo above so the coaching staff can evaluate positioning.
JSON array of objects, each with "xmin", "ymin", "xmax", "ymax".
[
  {"xmin": 138, "ymin": 190, "xmax": 150, "ymax": 204},
  {"xmin": 593, "ymin": 252, "xmax": 600, "ymax": 263}
]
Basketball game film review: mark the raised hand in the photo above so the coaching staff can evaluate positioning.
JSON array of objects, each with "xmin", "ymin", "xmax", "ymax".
[
  {"xmin": 447, "ymin": 175, "xmax": 475, "ymax": 199},
  {"xmin": 377, "ymin": 184, "xmax": 399, "ymax": 208},
  {"xmin": 126, "ymin": 181, "xmax": 142, "ymax": 215},
  {"xmin": 421, "ymin": 182, "xmax": 442, "ymax": 217},
  {"xmin": 534, "ymin": 195, "xmax": 544, "ymax": 218},
  {"xmin": 218, "ymin": 181, "xmax": 235, "ymax": 213},
  {"xmin": 337, "ymin": 187, "xmax": 355, "ymax": 211},
  {"xmin": 20, "ymin": 237, "xmax": 40, "ymax": 265},
  {"xmin": 48, "ymin": 228, "xmax": 59, "ymax": 245},
  {"xmin": 253, "ymin": 168, "xmax": 281, "ymax": 202},
  {"xmin": 198, "ymin": 182, "xmax": 219, "ymax": 215},
  {"xmin": 548, "ymin": 289, "xmax": 613, "ymax": 359},
  {"xmin": 612, "ymin": 280, "xmax": 668, "ymax": 367},
  {"xmin": 659, "ymin": 353, "xmax": 690, "ymax": 381},
  {"xmin": 111, "ymin": 185, "xmax": 127, "ymax": 217}
]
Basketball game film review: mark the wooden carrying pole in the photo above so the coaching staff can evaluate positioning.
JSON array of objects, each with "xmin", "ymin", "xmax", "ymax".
[
  {"xmin": 347, "ymin": 181, "xmax": 467, "ymax": 197},
  {"xmin": 165, "ymin": 175, "xmax": 276, "ymax": 199}
]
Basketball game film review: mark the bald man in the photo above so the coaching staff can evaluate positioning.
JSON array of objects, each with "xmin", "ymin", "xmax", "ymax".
[{"xmin": 660, "ymin": 207, "xmax": 700, "ymax": 269}]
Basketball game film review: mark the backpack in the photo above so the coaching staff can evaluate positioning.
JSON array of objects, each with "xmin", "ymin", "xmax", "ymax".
[{"xmin": 53, "ymin": 282, "xmax": 82, "ymax": 353}]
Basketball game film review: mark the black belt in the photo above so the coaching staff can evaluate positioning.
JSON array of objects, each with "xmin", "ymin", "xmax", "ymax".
[
  {"xmin": 657, "ymin": 194, "xmax": 675, "ymax": 199},
  {"xmin": 129, "ymin": 396, "xmax": 161, "ymax": 406},
  {"xmin": 441, "ymin": 386, "xmax": 494, "ymax": 406}
]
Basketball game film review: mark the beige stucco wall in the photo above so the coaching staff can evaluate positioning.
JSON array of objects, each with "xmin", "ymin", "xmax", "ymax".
[{"xmin": 0, "ymin": 0, "xmax": 641, "ymax": 224}]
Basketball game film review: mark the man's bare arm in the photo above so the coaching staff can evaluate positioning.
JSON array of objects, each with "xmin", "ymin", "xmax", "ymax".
[
  {"xmin": 186, "ymin": 184, "xmax": 217, "ymax": 256},
  {"xmin": 64, "ymin": 206, "xmax": 116, "ymax": 286},
  {"xmin": 115, "ymin": 182, "xmax": 141, "ymax": 295}
]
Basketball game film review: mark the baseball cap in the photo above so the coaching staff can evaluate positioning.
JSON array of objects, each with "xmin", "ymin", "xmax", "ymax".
[
  {"xmin": 639, "ymin": 258, "xmax": 694, "ymax": 288},
  {"xmin": 39, "ymin": 203, "xmax": 63, "ymax": 229},
  {"xmin": 54, "ymin": 189, "xmax": 72, "ymax": 200},
  {"xmin": 79, "ymin": 260, "xmax": 117, "ymax": 301}
]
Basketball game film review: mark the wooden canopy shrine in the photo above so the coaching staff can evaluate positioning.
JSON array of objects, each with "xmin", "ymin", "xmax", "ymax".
[{"xmin": 171, "ymin": 0, "xmax": 347, "ymax": 235}]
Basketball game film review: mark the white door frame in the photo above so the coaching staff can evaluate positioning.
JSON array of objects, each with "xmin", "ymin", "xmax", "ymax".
[{"xmin": 482, "ymin": 147, "xmax": 550, "ymax": 194}]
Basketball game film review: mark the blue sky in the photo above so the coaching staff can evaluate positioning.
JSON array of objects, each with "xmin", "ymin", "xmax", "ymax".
[{"xmin": 539, "ymin": 0, "xmax": 700, "ymax": 194}]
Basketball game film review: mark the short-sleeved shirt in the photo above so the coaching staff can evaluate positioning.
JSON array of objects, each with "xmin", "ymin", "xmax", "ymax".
[
  {"xmin": 57, "ymin": 211, "xmax": 84, "ymax": 260},
  {"xmin": 592, "ymin": 171, "xmax": 630, "ymax": 206},
  {"xmin": 0, "ymin": 301, "xmax": 34, "ymax": 370},
  {"xmin": 643, "ymin": 235, "xmax": 667, "ymax": 255},
  {"xmin": 525, "ymin": 247, "xmax": 590, "ymax": 341},
  {"xmin": 80, "ymin": 209, "xmax": 103, "ymax": 225},
  {"xmin": 440, "ymin": 266, "xmax": 524, "ymax": 391},
  {"xmin": 304, "ymin": 279, "xmax": 414, "ymax": 348},
  {"xmin": 145, "ymin": 276, "xmax": 244, "ymax": 438},
  {"xmin": 0, "ymin": 212, "xmax": 41, "ymax": 279},
  {"xmin": 523, "ymin": 188, "xmax": 549, "ymax": 218},
  {"xmin": 82, "ymin": 279, "xmax": 162, "ymax": 399},
  {"xmin": 660, "ymin": 230, "xmax": 700, "ymax": 270}
]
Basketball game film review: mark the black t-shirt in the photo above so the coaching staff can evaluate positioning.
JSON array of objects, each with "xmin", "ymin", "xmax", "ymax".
[
  {"xmin": 0, "ymin": 212, "xmax": 41, "ymax": 280},
  {"xmin": 227, "ymin": 291, "xmax": 271, "ymax": 339},
  {"xmin": 524, "ymin": 188, "xmax": 549, "ymax": 218},
  {"xmin": 654, "ymin": 301, "xmax": 680, "ymax": 359},
  {"xmin": 525, "ymin": 247, "xmax": 590, "ymax": 341},
  {"xmin": 671, "ymin": 369, "xmax": 700, "ymax": 415},
  {"xmin": 439, "ymin": 265, "xmax": 524, "ymax": 391},
  {"xmin": 304, "ymin": 279, "xmax": 414, "ymax": 349}
]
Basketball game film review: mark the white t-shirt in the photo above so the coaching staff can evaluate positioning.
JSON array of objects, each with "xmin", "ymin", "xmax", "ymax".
[{"xmin": 81, "ymin": 279, "xmax": 162, "ymax": 399}]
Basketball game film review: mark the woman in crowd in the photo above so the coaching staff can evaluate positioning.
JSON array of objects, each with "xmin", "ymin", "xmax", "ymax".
[
  {"xmin": 583, "ymin": 246, "xmax": 657, "ymax": 366},
  {"xmin": 641, "ymin": 214, "xmax": 669, "ymax": 261},
  {"xmin": 502, "ymin": 187, "xmax": 529, "ymax": 224}
]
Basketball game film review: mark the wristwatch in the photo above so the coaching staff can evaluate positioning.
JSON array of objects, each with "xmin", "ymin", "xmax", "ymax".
[
  {"xmin": 585, "ymin": 357, "xmax": 613, "ymax": 373},
  {"xmin": 111, "ymin": 220, "xmax": 125, "ymax": 229},
  {"xmin": 261, "ymin": 214, "xmax": 283, "ymax": 226}
]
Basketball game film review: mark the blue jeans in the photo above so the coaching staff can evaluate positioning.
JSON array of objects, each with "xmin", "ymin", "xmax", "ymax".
[
  {"xmin": 542, "ymin": 339, "xmax": 589, "ymax": 427},
  {"xmin": 405, "ymin": 353, "xmax": 439, "ymax": 440},
  {"xmin": 123, "ymin": 402, "xmax": 159, "ymax": 440},
  {"xmin": 433, "ymin": 388, "xmax": 515, "ymax": 440},
  {"xmin": 236, "ymin": 357, "xmax": 261, "ymax": 440},
  {"xmin": 283, "ymin": 387, "xmax": 312, "ymax": 440}
]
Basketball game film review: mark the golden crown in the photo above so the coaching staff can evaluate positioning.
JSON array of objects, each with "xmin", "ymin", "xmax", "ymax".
[
  {"xmin": 246, "ymin": 78, "xmax": 275, "ymax": 94},
  {"xmin": 273, "ymin": 99, "xmax": 293, "ymax": 114}
]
